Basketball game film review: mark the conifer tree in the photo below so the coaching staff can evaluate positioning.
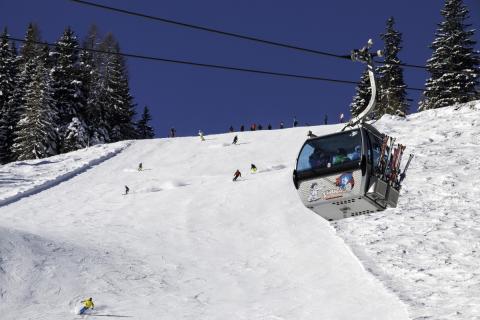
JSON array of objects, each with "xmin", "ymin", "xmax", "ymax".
[
  {"xmin": 19, "ymin": 23, "xmax": 42, "ymax": 64},
  {"xmin": 136, "ymin": 106, "xmax": 155, "ymax": 139},
  {"xmin": 419, "ymin": 0, "xmax": 479, "ymax": 111},
  {"xmin": 350, "ymin": 68, "xmax": 373, "ymax": 119},
  {"xmin": 98, "ymin": 34, "xmax": 136, "ymax": 142},
  {"xmin": 80, "ymin": 25, "xmax": 109, "ymax": 145},
  {"xmin": 51, "ymin": 27, "xmax": 87, "ymax": 152},
  {"xmin": 6, "ymin": 24, "xmax": 43, "ymax": 162},
  {"xmin": 0, "ymin": 29, "xmax": 18, "ymax": 163},
  {"xmin": 377, "ymin": 17, "xmax": 409, "ymax": 117},
  {"xmin": 12, "ymin": 59, "xmax": 57, "ymax": 160}
]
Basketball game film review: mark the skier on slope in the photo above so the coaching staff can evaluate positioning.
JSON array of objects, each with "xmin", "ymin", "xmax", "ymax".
[
  {"xmin": 79, "ymin": 297, "xmax": 94, "ymax": 314},
  {"xmin": 138, "ymin": 163, "xmax": 143, "ymax": 171},
  {"xmin": 125, "ymin": 185, "xmax": 130, "ymax": 195},
  {"xmin": 198, "ymin": 130, "xmax": 205, "ymax": 141},
  {"xmin": 232, "ymin": 169, "xmax": 242, "ymax": 181},
  {"xmin": 251, "ymin": 164, "xmax": 257, "ymax": 173},
  {"xmin": 232, "ymin": 135, "xmax": 238, "ymax": 145}
]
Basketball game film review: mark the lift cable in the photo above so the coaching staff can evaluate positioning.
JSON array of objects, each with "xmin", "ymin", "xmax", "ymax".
[
  {"xmin": 70, "ymin": 0, "xmax": 353, "ymax": 61},
  {"xmin": 6, "ymin": 36, "xmax": 424, "ymax": 92},
  {"xmin": 70, "ymin": 0, "xmax": 442, "ymax": 73}
]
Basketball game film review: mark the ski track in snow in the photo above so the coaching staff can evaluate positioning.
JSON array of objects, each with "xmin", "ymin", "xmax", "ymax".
[
  {"xmin": 1, "ymin": 101, "xmax": 480, "ymax": 319},
  {"xmin": 0, "ymin": 141, "xmax": 130, "ymax": 207}
]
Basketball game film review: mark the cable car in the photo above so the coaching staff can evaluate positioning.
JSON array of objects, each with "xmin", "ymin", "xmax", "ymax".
[{"xmin": 292, "ymin": 40, "xmax": 413, "ymax": 221}]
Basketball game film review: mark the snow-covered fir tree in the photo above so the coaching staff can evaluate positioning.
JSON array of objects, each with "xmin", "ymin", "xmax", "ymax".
[
  {"xmin": 136, "ymin": 106, "xmax": 155, "ymax": 139},
  {"xmin": 0, "ymin": 29, "xmax": 18, "ymax": 163},
  {"xmin": 6, "ymin": 24, "xmax": 43, "ymax": 162},
  {"xmin": 12, "ymin": 58, "xmax": 57, "ymax": 160},
  {"xmin": 419, "ymin": 0, "xmax": 479, "ymax": 111},
  {"xmin": 80, "ymin": 26, "xmax": 109, "ymax": 144},
  {"xmin": 19, "ymin": 23, "xmax": 41, "ymax": 64},
  {"xmin": 377, "ymin": 17, "xmax": 409, "ymax": 117},
  {"xmin": 51, "ymin": 27, "xmax": 87, "ymax": 152},
  {"xmin": 63, "ymin": 117, "xmax": 88, "ymax": 151},
  {"xmin": 350, "ymin": 68, "xmax": 373, "ymax": 119},
  {"xmin": 98, "ymin": 34, "xmax": 136, "ymax": 142}
]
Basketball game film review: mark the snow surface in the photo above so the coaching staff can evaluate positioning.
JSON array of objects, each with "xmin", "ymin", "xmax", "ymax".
[
  {"xmin": 0, "ymin": 101, "xmax": 479, "ymax": 319},
  {"xmin": 0, "ymin": 141, "xmax": 130, "ymax": 206}
]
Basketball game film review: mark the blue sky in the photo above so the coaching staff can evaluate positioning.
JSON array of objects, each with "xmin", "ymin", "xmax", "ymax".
[{"xmin": 1, "ymin": 0, "xmax": 479, "ymax": 137}]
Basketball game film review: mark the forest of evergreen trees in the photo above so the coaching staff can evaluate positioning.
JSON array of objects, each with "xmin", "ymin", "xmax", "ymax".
[
  {"xmin": 0, "ymin": 24, "xmax": 155, "ymax": 164},
  {"xmin": 350, "ymin": 0, "xmax": 479, "ymax": 120}
]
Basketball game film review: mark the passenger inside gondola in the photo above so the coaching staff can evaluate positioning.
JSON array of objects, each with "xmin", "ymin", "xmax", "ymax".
[
  {"xmin": 309, "ymin": 147, "xmax": 331, "ymax": 168},
  {"xmin": 332, "ymin": 148, "xmax": 349, "ymax": 165},
  {"xmin": 348, "ymin": 145, "xmax": 361, "ymax": 161}
]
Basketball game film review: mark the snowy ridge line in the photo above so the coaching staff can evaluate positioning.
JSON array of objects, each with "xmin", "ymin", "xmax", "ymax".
[{"xmin": 0, "ymin": 142, "xmax": 132, "ymax": 208}]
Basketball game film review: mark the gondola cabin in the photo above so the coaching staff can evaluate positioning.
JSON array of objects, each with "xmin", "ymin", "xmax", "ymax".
[{"xmin": 292, "ymin": 123, "xmax": 401, "ymax": 221}]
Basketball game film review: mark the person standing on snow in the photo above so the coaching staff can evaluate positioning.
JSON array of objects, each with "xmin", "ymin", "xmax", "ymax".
[
  {"xmin": 138, "ymin": 163, "xmax": 143, "ymax": 171},
  {"xmin": 324, "ymin": 114, "xmax": 328, "ymax": 125},
  {"xmin": 339, "ymin": 113, "xmax": 345, "ymax": 123},
  {"xmin": 293, "ymin": 116, "xmax": 298, "ymax": 127},
  {"xmin": 79, "ymin": 297, "xmax": 94, "ymax": 314},
  {"xmin": 198, "ymin": 130, "xmax": 205, "ymax": 141},
  {"xmin": 240, "ymin": 125, "xmax": 245, "ymax": 132},
  {"xmin": 267, "ymin": 124, "xmax": 272, "ymax": 130},
  {"xmin": 251, "ymin": 164, "xmax": 258, "ymax": 173},
  {"xmin": 232, "ymin": 169, "xmax": 242, "ymax": 181},
  {"xmin": 125, "ymin": 185, "xmax": 130, "ymax": 195},
  {"xmin": 279, "ymin": 121, "xmax": 284, "ymax": 129},
  {"xmin": 232, "ymin": 135, "xmax": 238, "ymax": 145}
]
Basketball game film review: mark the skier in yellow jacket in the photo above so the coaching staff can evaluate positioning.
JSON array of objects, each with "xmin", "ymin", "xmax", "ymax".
[{"xmin": 79, "ymin": 297, "xmax": 94, "ymax": 314}]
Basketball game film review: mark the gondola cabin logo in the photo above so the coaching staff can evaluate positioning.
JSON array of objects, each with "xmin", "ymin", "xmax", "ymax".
[
  {"xmin": 307, "ymin": 172, "xmax": 355, "ymax": 202},
  {"xmin": 335, "ymin": 172, "xmax": 355, "ymax": 190}
]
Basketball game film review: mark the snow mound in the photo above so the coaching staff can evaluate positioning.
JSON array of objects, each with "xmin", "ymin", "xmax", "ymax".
[{"xmin": 0, "ymin": 141, "xmax": 130, "ymax": 207}]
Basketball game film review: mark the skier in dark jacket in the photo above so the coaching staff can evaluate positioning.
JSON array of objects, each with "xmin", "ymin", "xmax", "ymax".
[
  {"xmin": 232, "ymin": 135, "xmax": 238, "ymax": 145},
  {"xmin": 267, "ymin": 124, "xmax": 272, "ymax": 130},
  {"xmin": 251, "ymin": 164, "xmax": 257, "ymax": 173},
  {"xmin": 125, "ymin": 185, "xmax": 130, "ymax": 195},
  {"xmin": 232, "ymin": 170, "xmax": 242, "ymax": 181},
  {"xmin": 240, "ymin": 125, "xmax": 245, "ymax": 132},
  {"xmin": 138, "ymin": 163, "xmax": 143, "ymax": 171}
]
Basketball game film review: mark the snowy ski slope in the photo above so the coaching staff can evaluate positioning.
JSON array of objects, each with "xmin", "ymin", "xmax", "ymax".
[{"xmin": 0, "ymin": 101, "xmax": 479, "ymax": 319}]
